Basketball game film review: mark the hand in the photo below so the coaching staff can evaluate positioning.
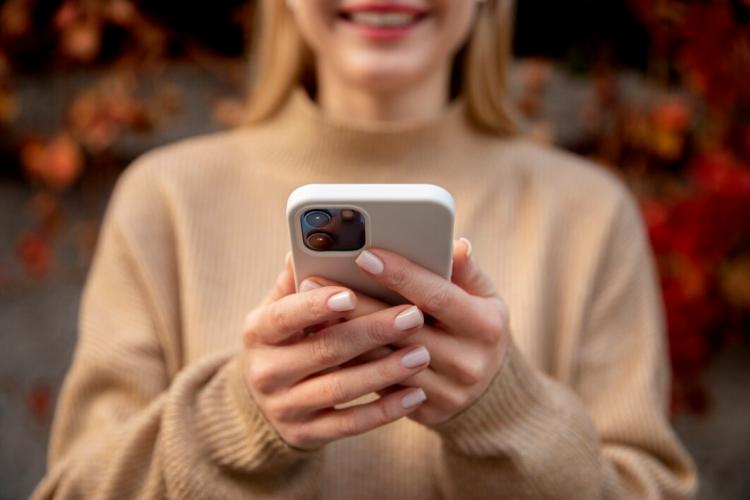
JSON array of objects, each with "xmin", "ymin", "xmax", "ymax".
[
  {"xmin": 303, "ymin": 239, "xmax": 511, "ymax": 426},
  {"xmin": 241, "ymin": 255, "xmax": 431, "ymax": 450}
]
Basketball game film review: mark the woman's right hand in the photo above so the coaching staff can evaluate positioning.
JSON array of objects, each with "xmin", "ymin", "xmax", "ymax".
[{"xmin": 241, "ymin": 258, "xmax": 430, "ymax": 451}]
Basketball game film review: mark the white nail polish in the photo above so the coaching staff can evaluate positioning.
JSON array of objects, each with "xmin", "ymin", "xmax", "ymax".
[
  {"xmin": 355, "ymin": 250, "xmax": 384, "ymax": 275},
  {"xmin": 401, "ymin": 346, "xmax": 430, "ymax": 368},
  {"xmin": 401, "ymin": 388, "xmax": 427, "ymax": 408},
  {"xmin": 327, "ymin": 291, "xmax": 355, "ymax": 312},
  {"xmin": 393, "ymin": 306, "xmax": 423, "ymax": 331},
  {"xmin": 299, "ymin": 280, "xmax": 321, "ymax": 292}
]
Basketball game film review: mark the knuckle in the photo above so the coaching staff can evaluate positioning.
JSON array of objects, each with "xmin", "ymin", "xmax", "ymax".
[
  {"xmin": 338, "ymin": 412, "xmax": 361, "ymax": 438},
  {"xmin": 274, "ymin": 272, "xmax": 286, "ymax": 290},
  {"xmin": 263, "ymin": 398, "xmax": 290, "ymax": 423},
  {"xmin": 283, "ymin": 425, "xmax": 313, "ymax": 449},
  {"xmin": 304, "ymin": 292, "xmax": 325, "ymax": 319},
  {"xmin": 375, "ymin": 398, "xmax": 394, "ymax": 425},
  {"xmin": 311, "ymin": 332, "xmax": 339, "ymax": 367},
  {"xmin": 246, "ymin": 362, "xmax": 278, "ymax": 395},
  {"xmin": 384, "ymin": 265, "xmax": 409, "ymax": 290},
  {"xmin": 454, "ymin": 359, "xmax": 483, "ymax": 386},
  {"xmin": 365, "ymin": 317, "xmax": 391, "ymax": 344},
  {"xmin": 322, "ymin": 376, "xmax": 348, "ymax": 406},
  {"xmin": 422, "ymin": 286, "xmax": 452, "ymax": 315},
  {"xmin": 444, "ymin": 388, "xmax": 468, "ymax": 410},
  {"xmin": 268, "ymin": 303, "xmax": 291, "ymax": 334},
  {"xmin": 374, "ymin": 357, "xmax": 398, "ymax": 382},
  {"xmin": 479, "ymin": 300, "xmax": 506, "ymax": 343},
  {"xmin": 242, "ymin": 310, "xmax": 259, "ymax": 347},
  {"xmin": 482, "ymin": 326, "xmax": 502, "ymax": 344}
]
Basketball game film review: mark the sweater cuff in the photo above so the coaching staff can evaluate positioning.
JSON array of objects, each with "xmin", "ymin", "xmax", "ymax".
[
  {"xmin": 228, "ymin": 351, "xmax": 320, "ymax": 469},
  {"xmin": 432, "ymin": 338, "xmax": 553, "ymax": 457},
  {"xmin": 194, "ymin": 351, "xmax": 320, "ymax": 473}
]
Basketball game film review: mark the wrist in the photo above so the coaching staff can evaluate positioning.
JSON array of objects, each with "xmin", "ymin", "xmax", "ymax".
[
  {"xmin": 430, "ymin": 339, "xmax": 547, "ymax": 456},
  {"xmin": 227, "ymin": 351, "xmax": 321, "ymax": 468}
]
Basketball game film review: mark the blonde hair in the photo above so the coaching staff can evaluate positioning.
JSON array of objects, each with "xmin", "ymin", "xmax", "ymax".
[{"xmin": 245, "ymin": 0, "xmax": 517, "ymax": 136}]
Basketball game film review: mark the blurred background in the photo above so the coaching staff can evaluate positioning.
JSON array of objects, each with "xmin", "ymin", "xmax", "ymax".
[{"xmin": 1, "ymin": 0, "xmax": 749, "ymax": 498}]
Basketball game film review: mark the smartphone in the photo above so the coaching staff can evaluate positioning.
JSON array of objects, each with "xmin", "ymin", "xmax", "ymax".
[{"xmin": 287, "ymin": 184, "xmax": 455, "ymax": 305}]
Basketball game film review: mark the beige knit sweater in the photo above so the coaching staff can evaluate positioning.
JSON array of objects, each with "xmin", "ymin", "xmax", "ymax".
[{"xmin": 33, "ymin": 87, "xmax": 697, "ymax": 499}]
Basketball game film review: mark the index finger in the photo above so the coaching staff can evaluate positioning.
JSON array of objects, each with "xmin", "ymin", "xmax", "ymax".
[
  {"xmin": 354, "ymin": 248, "xmax": 486, "ymax": 335},
  {"xmin": 245, "ymin": 286, "xmax": 357, "ymax": 345},
  {"xmin": 299, "ymin": 276, "xmax": 389, "ymax": 318}
]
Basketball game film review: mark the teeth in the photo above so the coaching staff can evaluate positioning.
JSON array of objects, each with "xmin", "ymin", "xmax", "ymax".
[{"xmin": 349, "ymin": 12, "xmax": 418, "ymax": 28}]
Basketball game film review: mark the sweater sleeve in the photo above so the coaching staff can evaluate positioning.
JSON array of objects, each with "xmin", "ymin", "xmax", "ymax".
[
  {"xmin": 32, "ymin": 165, "xmax": 321, "ymax": 499},
  {"xmin": 431, "ymin": 189, "xmax": 697, "ymax": 499}
]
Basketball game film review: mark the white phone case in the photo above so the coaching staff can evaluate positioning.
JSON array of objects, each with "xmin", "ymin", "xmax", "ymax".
[{"xmin": 287, "ymin": 184, "xmax": 455, "ymax": 305}]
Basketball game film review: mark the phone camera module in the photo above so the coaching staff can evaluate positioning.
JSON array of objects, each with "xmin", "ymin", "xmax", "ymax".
[
  {"xmin": 306, "ymin": 232, "xmax": 335, "ymax": 251},
  {"xmin": 304, "ymin": 210, "xmax": 332, "ymax": 228},
  {"xmin": 300, "ymin": 207, "xmax": 364, "ymax": 252}
]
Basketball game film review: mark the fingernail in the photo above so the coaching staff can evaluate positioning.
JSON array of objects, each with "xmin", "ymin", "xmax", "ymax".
[
  {"xmin": 401, "ymin": 346, "xmax": 430, "ymax": 368},
  {"xmin": 393, "ymin": 306, "xmax": 423, "ymax": 331},
  {"xmin": 460, "ymin": 237, "xmax": 473, "ymax": 258},
  {"xmin": 299, "ymin": 279, "xmax": 321, "ymax": 292},
  {"xmin": 355, "ymin": 250, "xmax": 384, "ymax": 275},
  {"xmin": 401, "ymin": 388, "xmax": 427, "ymax": 408},
  {"xmin": 327, "ymin": 291, "xmax": 356, "ymax": 312}
]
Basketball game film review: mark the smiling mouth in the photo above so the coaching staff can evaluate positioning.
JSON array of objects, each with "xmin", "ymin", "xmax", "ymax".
[{"xmin": 338, "ymin": 5, "xmax": 430, "ymax": 29}]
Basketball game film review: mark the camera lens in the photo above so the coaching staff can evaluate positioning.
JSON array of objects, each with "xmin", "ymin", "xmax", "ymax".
[
  {"xmin": 306, "ymin": 232, "xmax": 334, "ymax": 251},
  {"xmin": 304, "ymin": 210, "xmax": 331, "ymax": 228},
  {"xmin": 341, "ymin": 209, "xmax": 357, "ymax": 221}
]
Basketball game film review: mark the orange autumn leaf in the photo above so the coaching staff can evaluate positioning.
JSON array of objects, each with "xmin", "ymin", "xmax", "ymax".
[
  {"xmin": 67, "ymin": 78, "xmax": 152, "ymax": 151},
  {"xmin": 60, "ymin": 20, "xmax": 102, "ymax": 63},
  {"xmin": 15, "ymin": 231, "xmax": 53, "ymax": 279},
  {"xmin": 0, "ymin": 0, "xmax": 31, "ymax": 38},
  {"xmin": 31, "ymin": 192, "xmax": 64, "ymax": 236},
  {"xmin": 20, "ymin": 134, "xmax": 84, "ymax": 191},
  {"xmin": 0, "ymin": 87, "xmax": 18, "ymax": 124},
  {"xmin": 27, "ymin": 384, "xmax": 53, "ymax": 422},
  {"xmin": 53, "ymin": 1, "xmax": 79, "ymax": 30},
  {"xmin": 721, "ymin": 255, "xmax": 750, "ymax": 310},
  {"xmin": 107, "ymin": 0, "xmax": 137, "ymax": 27}
]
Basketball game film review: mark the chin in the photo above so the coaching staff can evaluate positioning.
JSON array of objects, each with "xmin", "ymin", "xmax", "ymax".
[{"xmin": 339, "ymin": 51, "xmax": 435, "ymax": 93}]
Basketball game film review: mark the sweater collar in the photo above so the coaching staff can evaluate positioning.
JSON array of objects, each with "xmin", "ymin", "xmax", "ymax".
[{"xmin": 251, "ymin": 85, "xmax": 479, "ymax": 174}]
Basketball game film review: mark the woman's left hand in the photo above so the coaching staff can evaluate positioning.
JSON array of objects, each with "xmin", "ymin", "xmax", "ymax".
[{"xmin": 301, "ymin": 239, "xmax": 512, "ymax": 426}]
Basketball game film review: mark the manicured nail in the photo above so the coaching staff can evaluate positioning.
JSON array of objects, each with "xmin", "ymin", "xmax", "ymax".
[
  {"xmin": 393, "ymin": 306, "xmax": 424, "ymax": 331},
  {"xmin": 299, "ymin": 279, "xmax": 321, "ymax": 292},
  {"xmin": 401, "ymin": 388, "xmax": 427, "ymax": 408},
  {"xmin": 460, "ymin": 237, "xmax": 473, "ymax": 258},
  {"xmin": 355, "ymin": 250, "xmax": 384, "ymax": 275},
  {"xmin": 327, "ymin": 291, "xmax": 356, "ymax": 312},
  {"xmin": 401, "ymin": 346, "xmax": 430, "ymax": 369}
]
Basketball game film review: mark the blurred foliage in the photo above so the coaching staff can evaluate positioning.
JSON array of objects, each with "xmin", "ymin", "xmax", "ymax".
[
  {"xmin": 1, "ymin": 0, "xmax": 749, "ymax": 415},
  {"xmin": 589, "ymin": 0, "xmax": 750, "ymax": 414}
]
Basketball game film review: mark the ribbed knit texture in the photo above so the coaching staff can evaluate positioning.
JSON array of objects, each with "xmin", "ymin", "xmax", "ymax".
[{"xmin": 33, "ymin": 87, "xmax": 697, "ymax": 499}]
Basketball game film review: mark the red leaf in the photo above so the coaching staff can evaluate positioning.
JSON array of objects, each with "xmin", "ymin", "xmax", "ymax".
[{"xmin": 27, "ymin": 384, "xmax": 52, "ymax": 422}]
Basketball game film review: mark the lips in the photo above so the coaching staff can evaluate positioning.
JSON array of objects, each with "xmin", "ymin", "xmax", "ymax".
[{"xmin": 338, "ymin": 3, "xmax": 430, "ymax": 29}]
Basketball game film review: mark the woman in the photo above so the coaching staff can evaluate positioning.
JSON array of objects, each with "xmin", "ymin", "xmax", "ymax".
[{"xmin": 34, "ymin": 0, "xmax": 697, "ymax": 498}]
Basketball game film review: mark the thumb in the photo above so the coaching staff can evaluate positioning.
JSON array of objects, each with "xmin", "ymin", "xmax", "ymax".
[
  {"xmin": 262, "ymin": 251, "xmax": 296, "ymax": 305},
  {"xmin": 451, "ymin": 238, "xmax": 496, "ymax": 298}
]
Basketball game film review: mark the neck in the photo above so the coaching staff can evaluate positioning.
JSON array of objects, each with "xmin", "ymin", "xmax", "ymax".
[
  {"xmin": 242, "ymin": 83, "xmax": 481, "ymax": 180},
  {"xmin": 315, "ymin": 64, "xmax": 451, "ymax": 124}
]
